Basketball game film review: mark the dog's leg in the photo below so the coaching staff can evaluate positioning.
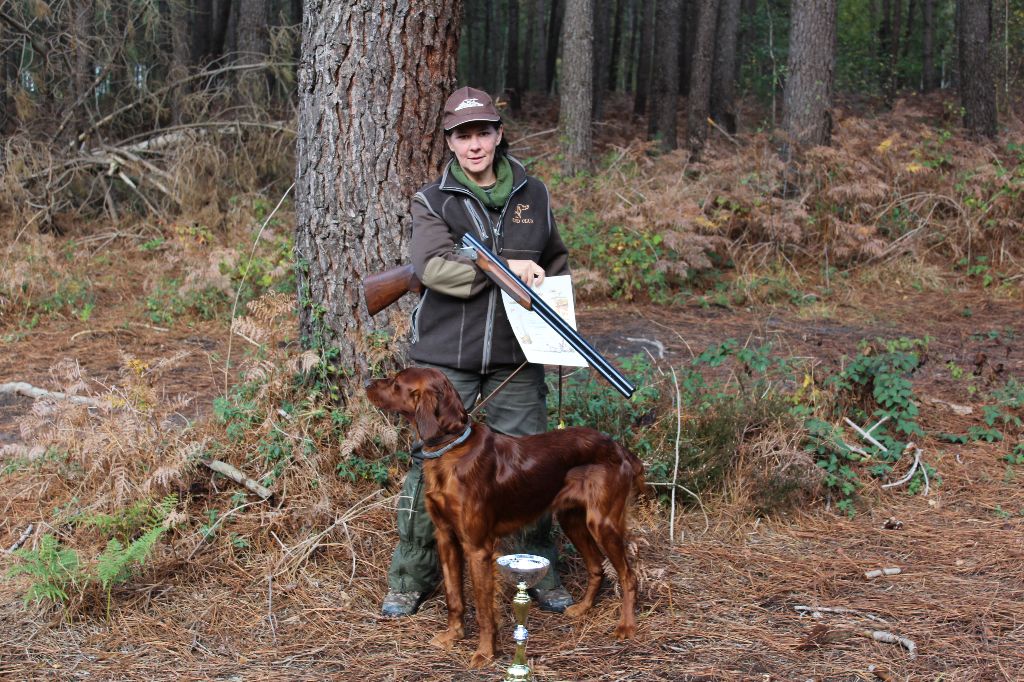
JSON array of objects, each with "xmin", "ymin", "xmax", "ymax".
[
  {"xmin": 556, "ymin": 508, "xmax": 605, "ymax": 618},
  {"xmin": 466, "ymin": 543, "xmax": 501, "ymax": 669},
  {"xmin": 430, "ymin": 526, "xmax": 466, "ymax": 650},
  {"xmin": 589, "ymin": 513, "xmax": 637, "ymax": 640}
]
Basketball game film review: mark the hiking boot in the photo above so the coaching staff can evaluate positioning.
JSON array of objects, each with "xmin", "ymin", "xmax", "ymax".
[
  {"xmin": 380, "ymin": 590, "xmax": 426, "ymax": 618},
  {"xmin": 528, "ymin": 586, "xmax": 574, "ymax": 613}
]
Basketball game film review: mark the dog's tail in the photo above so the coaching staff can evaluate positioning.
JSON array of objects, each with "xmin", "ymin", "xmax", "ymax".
[{"xmin": 620, "ymin": 442, "xmax": 646, "ymax": 499}]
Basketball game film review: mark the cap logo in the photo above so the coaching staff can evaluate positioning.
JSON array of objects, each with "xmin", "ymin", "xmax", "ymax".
[{"xmin": 454, "ymin": 98, "xmax": 484, "ymax": 111}]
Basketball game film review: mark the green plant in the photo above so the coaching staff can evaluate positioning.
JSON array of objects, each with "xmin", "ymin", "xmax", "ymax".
[
  {"xmin": 145, "ymin": 278, "xmax": 230, "ymax": 325},
  {"xmin": 561, "ymin": 211, "xmax": 677, "ymax": 302},
  {"xmin": 7, "ymin": 534, "xmax": 81, "ymax": 605},
  {"xmin": 95, "ymin": 521, "xmax": 171, "ymax": 613},
  {"xmin": 805, "ymin": 338, "xmax": 934, "ymax": 513}
]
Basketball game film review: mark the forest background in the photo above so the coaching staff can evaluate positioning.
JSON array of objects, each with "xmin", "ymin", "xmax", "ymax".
[{"xmin": 1, "ymin": 0, "xmax": 1023, "ymax": 679}]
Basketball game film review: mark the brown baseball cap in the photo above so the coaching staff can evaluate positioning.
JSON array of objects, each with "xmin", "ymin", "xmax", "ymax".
[{"xmin": 443, "ymin": 86, "xmax": 501, "ymax": 131}]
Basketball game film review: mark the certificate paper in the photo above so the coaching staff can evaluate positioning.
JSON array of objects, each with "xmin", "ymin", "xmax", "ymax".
[{"xmin": 500, "ymin": 275, "xmax": 588, "ymax": 367}]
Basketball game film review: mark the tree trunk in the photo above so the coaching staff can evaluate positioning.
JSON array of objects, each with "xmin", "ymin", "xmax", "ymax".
[
  {"xmin": 507, "ymin": 0, "xmax": 522, "ymax": 113},
  {"xmin": 922, "ymin": 0, "xmax": 938, "ymax": 90},
  {"xmin": 560, "ymin": 0, "xmax": 593, "ymax": 173},
  {"xmin": 679, "ymin": 0, "xmax": 697, "ymax": 94},
  {"xmin": 193, "ymin": 0, "xmax": 215, "ymax": 64},
  {"xmin": 609, "ymin": 0, "xmax": 626, "ymax": 91},
  {"xmin": 295, "ymin": 0, "xmax": 463, "ymax": 382},
  {"xmin": 782, "ymin": 0, "xmax": 838, "ymax": 151},
  {"xmin": 632, "ymin": 0, "xmax": 655, "ymax": 116},
  {"xmin": 545, "ymin": 0, "xmax": 565, "ymax": 93},
  {"xmin": 168, "ymin": 0, "xmax": 192, "ymax": 123},
  {"xmin": 884, "ymin": 0, "xmax": 902, "ymax": 105},
  {"xmin": 624, "ymin": 0, "xmax": 640, "ymax": 93},
  {"xmin": 485, "ymin": 0, "xmax": 499, "ymax": 93},
  {"xmin": 212, "ymin": 0, "xmax": 234, "ymax": 59},
  {"xmin": 71, "ymin": 1, "xmax": 94, "ymax": 131},
  {"xmin": 592, "ymin": 0, "xmax": 611, "ymax": 119},
  {"xmin": 528, "ymin": 0, "xmax": 549, "ymax": 91},
  {"xmin": 709, "ymin": 0, "xmax": 740, "ymax": 133},
  {"xmin": 649, "ymin": 0, "xmax": 683, "ymax": 150},
  {"xmin": 236, "ymin": 0, "xmax": 271, "ymax": 105},
  {"xmin": 687, "ymin": 0, "xmax": 719, "ymax": 159},
  {"xmin": 957, "ymin": 0, "xmax": 997, "ymax": 138}
]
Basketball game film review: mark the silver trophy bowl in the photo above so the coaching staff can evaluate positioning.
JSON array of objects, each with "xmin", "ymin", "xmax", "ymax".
[{"xmin": 496, "ymin": 553, "xmax": 550, "ymax": 588}]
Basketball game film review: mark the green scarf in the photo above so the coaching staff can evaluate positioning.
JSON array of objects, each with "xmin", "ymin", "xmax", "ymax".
[{"xmin": 450, "ymin": 156, "xmax": 513, "ymax": 210}]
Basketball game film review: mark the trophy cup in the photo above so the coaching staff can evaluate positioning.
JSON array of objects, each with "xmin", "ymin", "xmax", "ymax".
[{"xmin": 495, "ymin": 554, "xmax": 550, "ymax": 682}]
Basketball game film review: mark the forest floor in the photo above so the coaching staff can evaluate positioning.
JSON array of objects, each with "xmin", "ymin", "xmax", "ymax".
[{"xmin": 1, "ymin": 227, "xmax": 1022, "ymax": 681}]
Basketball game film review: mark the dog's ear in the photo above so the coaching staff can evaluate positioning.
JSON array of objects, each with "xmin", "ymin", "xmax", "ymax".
[
  {"xmin": 413, "ymin": 385, "xmax": 442, "ymax": 442},
  {"xmin": 434, "ymin": 374, "xmax": 468, "ymax": 435},
  {"xmin": 414, "ymin": 371, "xmax": 467, "ymax": 441}
]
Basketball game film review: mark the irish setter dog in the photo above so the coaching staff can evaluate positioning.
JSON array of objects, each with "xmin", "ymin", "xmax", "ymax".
[{"xmin": 366, "ymin": 367, "xmax": 643, "ymax": 669}]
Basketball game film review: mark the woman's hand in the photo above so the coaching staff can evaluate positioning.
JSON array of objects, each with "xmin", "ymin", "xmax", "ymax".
[{"xmin": 507, "ymin": 259, "xmax": 545, "ymax": 287}]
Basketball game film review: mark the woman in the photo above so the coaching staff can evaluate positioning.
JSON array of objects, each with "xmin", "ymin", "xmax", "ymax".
[{"xmin": 381, "ymin": 86, "xmax": 574, "ymax": 617}]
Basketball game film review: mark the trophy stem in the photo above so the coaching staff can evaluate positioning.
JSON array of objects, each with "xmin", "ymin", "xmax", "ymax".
[{"xmin": 504, "ymin": 580, "xmax": 532, "ymax": 681}]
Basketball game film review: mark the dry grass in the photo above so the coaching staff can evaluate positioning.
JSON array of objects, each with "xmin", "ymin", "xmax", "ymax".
[{"xmin": 1, "ymin": 94, "xmax": 1023, "ymax": 680}]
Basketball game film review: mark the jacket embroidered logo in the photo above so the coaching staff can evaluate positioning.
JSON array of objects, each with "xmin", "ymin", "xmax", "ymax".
[
  {"xmin": 513, "ymin": 204, "xmax": 533, "ymax": 224},
  {"xmin": 454, "ymin": 98, "xmax": 484, "ymax": 111}
]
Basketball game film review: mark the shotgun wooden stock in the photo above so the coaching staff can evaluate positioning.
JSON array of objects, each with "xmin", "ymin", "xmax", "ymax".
[{"xmin": 364, "ymin": 264, "xmax": 422, "ymax": 315}]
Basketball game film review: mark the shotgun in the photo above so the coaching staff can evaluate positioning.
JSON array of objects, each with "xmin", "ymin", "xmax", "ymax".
[
  {"xmin": 363, "ymin": 246, "xmax": 530, "ymax": 315},
  {"xmin": 362, "ymin": 235, "xmax": 636, "ymax": 399},
  {"xmin": 364, "ymin": 263, "xmax": 423, "ymax": 316}
]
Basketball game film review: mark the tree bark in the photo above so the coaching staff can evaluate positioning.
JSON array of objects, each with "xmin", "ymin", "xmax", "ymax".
[
  {"xmin": 560, "ymin": 0, "xmax": 593, "ymax": 173},
  {"xmin": 782, "ymin": 0, "xmax": 838, "ymax": 151},
  {"xmin": 709, "ymin": 0, "xmax": 739, "ymax": 133},
  {"xmin": 71, "ymin": 1, "xmax": 94, "ymax": 132},
  {"xmin": 649, "ymin": 0, "xmax": 683, "ymax": 150},
  {"xmin": 295, "ymin": 0, "xmax": 463, "ymax": 383},
  {"xmin": 545, "ymin": 0, "xmax": 565, "ymax": 93},
  {"xmin": 609, "ymin": 0, "xmax": 626, "ymax": 91},
  {"xmin": 687, "ymin": 0, "xmax": 719, "ymax": 159},
  {"xmin": 592, "ymin": 0, "xmax": 611, "ymax": 119},
  {"xmin": 957, "ymin": 0, "xmax": 997, "ymax": 138},
  {"xmin": 528, "ymin": 0, "xmax": 549, "ymax": 91},
  {"xmin": 624, "ymin": 0, "xmax": 640, "ymax": 93},
  {"xmin": 632, "ymin": 0, "xmax": 655, "ymax": 116},
  {"xmin": 922, "ymin": 0, "xmax": 938, "ymax": 90},
  {"xmin": 236, "ymin": 0, "xmax": 271, "ymax": 105},
  {"xmin": 507, "ymin": 0, "xmax": 522, "ymax": 113}
]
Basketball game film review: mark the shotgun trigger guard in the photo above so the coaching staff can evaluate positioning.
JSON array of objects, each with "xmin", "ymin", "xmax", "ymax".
[{"xmin": 458, "ymin": 246, "xmax": 478, "ymax": 260}]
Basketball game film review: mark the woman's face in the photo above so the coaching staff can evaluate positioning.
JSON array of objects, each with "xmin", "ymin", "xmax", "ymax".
[{"xmin": 447, "ymin": 122, "xmax": 503, "ymax": 185}]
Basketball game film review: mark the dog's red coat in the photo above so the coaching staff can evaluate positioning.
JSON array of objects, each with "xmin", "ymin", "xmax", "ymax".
[{"xmin": 367, "ymin": 367, "xmax": 643, "ymax": 668}]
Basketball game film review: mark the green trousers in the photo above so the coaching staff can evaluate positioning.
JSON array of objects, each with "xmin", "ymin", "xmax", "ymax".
[{"xmin": 386, "ymin": 362, "xmax": 563, "ymax": 593}]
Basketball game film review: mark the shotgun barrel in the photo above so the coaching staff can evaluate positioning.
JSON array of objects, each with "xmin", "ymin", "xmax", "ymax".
[{"xmin": 461, "ymin": 232, "xmax": 636, "ymax": 399}]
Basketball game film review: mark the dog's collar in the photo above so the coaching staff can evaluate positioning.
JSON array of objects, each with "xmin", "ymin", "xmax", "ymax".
[{"xmin": 417, "ymin": 424, "xmax": 473, "ymax": 459}]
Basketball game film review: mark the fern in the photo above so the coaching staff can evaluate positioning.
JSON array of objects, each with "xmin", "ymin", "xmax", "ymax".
[{"xmin": 7, "ymin": 534, "xmax": 80, "ymax": 605}]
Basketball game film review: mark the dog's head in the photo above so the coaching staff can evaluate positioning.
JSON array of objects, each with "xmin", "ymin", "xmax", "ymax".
[{"xmin": 365, "ymin": 367, "xmax": 468, "ymax": 442}]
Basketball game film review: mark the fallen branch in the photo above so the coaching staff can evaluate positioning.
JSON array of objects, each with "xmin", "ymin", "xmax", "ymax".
[
  {"xmin": 844, "ymin": 416, "xmax": 888, "ymax": 452},
  {"xmin": 5, "ymin": 524, "xmax": 34, "ymax": 553},
  {"xmin": 864, "ymin": 567, "xmax": 902, "ymax": 579},
  {"xmin": 200, "ymin": 458, "xmax": 274, "ymax": 500},
  {"xmin": 0, "ymin": 382, "xmax": 105, "ymax": 407},
  {"xmin": 794, "ymin": 604, "xmax": 889, "ymax": 624},
  {"xmin": 865, "ymin": 629, "xmax": 917, "ymax": 658},
  {"xmin": 881, "ymin": 444, "xmax": 922, "ymax": 490}
]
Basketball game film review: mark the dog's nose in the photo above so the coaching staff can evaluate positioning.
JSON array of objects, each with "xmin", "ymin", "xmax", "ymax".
[{"xmin": 363, "ymin": 379, "xmax": 374, "ymax": 389}]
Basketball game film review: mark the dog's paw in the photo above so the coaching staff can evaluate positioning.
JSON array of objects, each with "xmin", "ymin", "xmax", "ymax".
[
  {"xmin": 468, "ymin": 650, "xmax": 495, "ymax": 669},
  {"xmin": 614, "ymin": 622, "xmax": 636, "ymax": 640},
  {"xmin": 430, "ymin": 627, "xmax": 464, "ymax": 650},
  {"xmin": 564, "ymin": 603, "xmax": 590, "ymax": 619}
]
